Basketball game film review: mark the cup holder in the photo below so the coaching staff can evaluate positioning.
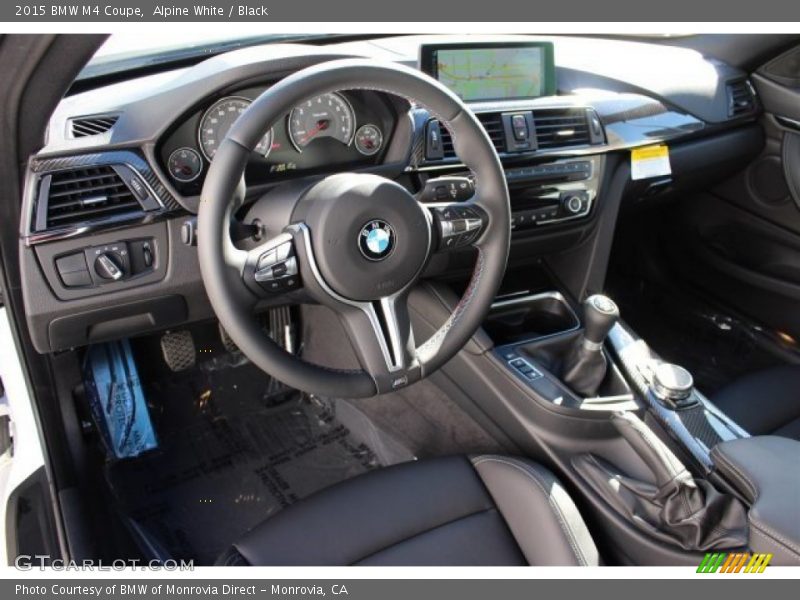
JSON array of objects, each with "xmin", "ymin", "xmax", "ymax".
[{"xmin": 483, "ymin": 291, "xmax": 580, "ymax": 345}]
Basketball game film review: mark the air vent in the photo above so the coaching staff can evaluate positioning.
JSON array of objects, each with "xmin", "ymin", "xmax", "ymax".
[
  {"xmin": 476, "ymin": 113, "xmax": 506, "ymax": 153},
  {"xmin": 727, "ymin": 79, "xmax": 757, "ymax": 118},
  {"xmin": 69, "ymin": 114, "xmax": 119, "ymax": 138},
  {"xmin": 40, "ymin": 166, "xmax": 143, "ymax": 229},
  {"xmin": 532, "ymin": 109, "xmax": 591, "ymax": 149},
  {"xmin": 438, "ymin": 124, "xmax": 455, "ymax": 158},
  {"xmin": 433, "ymin": 113, "xmax": 506, "ymax": 160},
  {"xmin": 426, "ymin": 109, "xmax": 595, "ymax": 162}
]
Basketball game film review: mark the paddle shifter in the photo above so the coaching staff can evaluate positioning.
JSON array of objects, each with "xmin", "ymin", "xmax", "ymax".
[{"xmin": 562, "ymin": 294, "xmax": 620, "ymax": 397}]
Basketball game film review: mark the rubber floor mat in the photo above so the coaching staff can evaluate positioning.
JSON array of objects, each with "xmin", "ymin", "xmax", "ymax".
[{"xmin": 105, "ymin": 346, "xmax": 399, "ymax": 565}]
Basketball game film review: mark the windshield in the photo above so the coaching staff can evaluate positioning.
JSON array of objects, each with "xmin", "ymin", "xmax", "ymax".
[
  {"xmin": 79, "ymin": 33, "xmax": 342, "ymax": 80},
  {"xmin": 80, "ymin": 32, "xmax": 693, "ymax": 82}
]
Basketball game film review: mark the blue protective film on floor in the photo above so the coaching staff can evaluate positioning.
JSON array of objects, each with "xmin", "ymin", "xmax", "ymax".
[{"xmin": 84, "ymin": 340, "xmax": 158, "ymax": 459}]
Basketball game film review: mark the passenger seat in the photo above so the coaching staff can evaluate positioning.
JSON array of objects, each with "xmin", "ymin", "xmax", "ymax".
[{"xmin": 713, "ymin": 365, "xmax": 800, "ymax": 441}]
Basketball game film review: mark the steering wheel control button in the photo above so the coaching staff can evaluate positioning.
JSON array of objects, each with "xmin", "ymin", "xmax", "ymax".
[
  {"xmin": 262, "ymin": 280, "xmax": 282, "ymax": 293},
  {"xmin": 255, "ymin": 242, "xmax": 300, "ymax": 293},
  {"xmin": 257, "ymin": 250, "xmax": 278, "ymax": 270},
  {"xmin": 434, "ymin": 205, "xmax": 486, "ymax": 250},
  {"xmin": 358, "ymin": 220, "xmax": 396, "ymax": 261},
  {"xmin": 651, "ymin": 363, "xmax": 696, "ymax": 408},
  {"xmin": 282, "ymin": 275, "xmax": 300, "ymax": 290}
]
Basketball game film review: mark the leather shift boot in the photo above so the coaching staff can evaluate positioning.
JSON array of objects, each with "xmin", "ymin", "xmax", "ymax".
[
  {"xmin": 573, "ymin": 411, "xmax": 748, "ymax": 551},
  {"xmin": 562, "ymin": 343, "xmax": 607, "ymax": 397}
]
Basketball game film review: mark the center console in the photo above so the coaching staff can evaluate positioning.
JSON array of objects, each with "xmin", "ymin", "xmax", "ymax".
[
  {"xmin": 407, "ymin": 40, "xmax": 796, "ymax": 562},
  {"xmin": 486, "ymin": 290, "xmax": 636, "ymax": 413},
  {"xmin": 483, "ymin": 279, "xmax": 750, "ymax": 470},
  {"xmin": 471, "ymin": 278, "xmax": 787, "ymax": 561}
]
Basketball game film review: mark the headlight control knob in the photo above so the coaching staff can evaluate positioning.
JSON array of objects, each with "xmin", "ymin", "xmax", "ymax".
[{"xmin": 94, "ymin": 252, "xmax": 125, "ymax": 281}]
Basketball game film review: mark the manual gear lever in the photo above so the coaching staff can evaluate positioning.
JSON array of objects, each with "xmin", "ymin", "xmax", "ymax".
[{"xmin": 562, "ymin": 294, "xmax": 620, "ymax": 397}]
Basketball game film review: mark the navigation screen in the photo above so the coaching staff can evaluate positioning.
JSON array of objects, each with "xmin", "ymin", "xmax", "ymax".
[{"xmin": 422, "ymin": 43, "xmax": 555, "ymax": 103}]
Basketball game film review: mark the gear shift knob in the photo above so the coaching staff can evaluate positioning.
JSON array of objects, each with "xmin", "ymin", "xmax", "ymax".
[
  {"xmin": 562, "ymin": 294, "xmax": 620, "ymax": 397},
  {"xmin": 582, "ymin": 294, "xmax": 620, "ymax": 347}
]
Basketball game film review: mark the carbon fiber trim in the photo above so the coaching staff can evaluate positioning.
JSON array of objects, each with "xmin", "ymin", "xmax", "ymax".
[
  {"xmin": 673, "ymin": 404, "xmax": 728, "ymax": 450},
  {"xmin": 29, "ymin": 150, "xmax": 182, "ymax": 211},
  {"xmin": 608, "ymin": 321, "xmax": 749, "ymax": 473}
]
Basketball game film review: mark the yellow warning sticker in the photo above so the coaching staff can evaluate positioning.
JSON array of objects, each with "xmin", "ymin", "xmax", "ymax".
[{"xmin": 631, "ymin": 144, "xmax": 671, "ymax": 181}]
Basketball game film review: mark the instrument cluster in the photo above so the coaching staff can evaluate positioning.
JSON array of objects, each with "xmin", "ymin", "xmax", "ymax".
[{"xmin": 158, "ymin": 86, "xmax": 400, "ymax": 195}]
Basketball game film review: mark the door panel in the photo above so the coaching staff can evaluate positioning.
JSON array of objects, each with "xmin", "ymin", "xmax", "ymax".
[
  {"xmin": 671, "ymin": 192, "xmax": 800, "ymax": 338},
  {"xmin": 713, "ymin": 116, "xmax": 800, "ymax": 234}
]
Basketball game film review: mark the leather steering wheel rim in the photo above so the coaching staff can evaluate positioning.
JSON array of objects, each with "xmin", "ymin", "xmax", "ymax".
[{"xmin": 198, "ymin": 59, "xmax": 510, "ymax": 398}]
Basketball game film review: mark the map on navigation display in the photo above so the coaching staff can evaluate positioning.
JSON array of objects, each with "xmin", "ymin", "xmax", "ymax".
[{"xmin": 434, "ymin": 47, "xmax": 546, "ymax": 102}]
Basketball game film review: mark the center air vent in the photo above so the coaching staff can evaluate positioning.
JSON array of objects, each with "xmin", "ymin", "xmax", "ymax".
[
  {"xmin": 38, "ymin": 166, "xmax": 144, "ymax": 230},
  {"xmin": 727, "ymin": 79, "xmax": 757, "ymax": 118},
  {"xmin": 425, "ymin": 107, "xmax": 596, "ymax": 162},
  {"xmin": 69, "ymin": 114, "xmax": 119, "ymax": 138},
  {"xmin": 432, "ymin": 113, "xmax": 506, "ymax": 159},
  {"xmin": 476, "ymin": 113, "xmax": 506, "ymax": 153},
  {"xmin": 532, "ymin": 108, "xmax": 591, "ymax": 149}
]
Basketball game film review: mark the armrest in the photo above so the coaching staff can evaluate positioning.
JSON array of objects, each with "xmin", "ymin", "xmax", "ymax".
[{"xmin": 711, "ymin": 436, "xmax": 800, "ymax": 565}]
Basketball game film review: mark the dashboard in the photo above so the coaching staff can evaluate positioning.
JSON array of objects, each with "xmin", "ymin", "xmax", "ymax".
[{"xmin": 19, "ymin": 34, "xmax": 765, "ymax": 354}]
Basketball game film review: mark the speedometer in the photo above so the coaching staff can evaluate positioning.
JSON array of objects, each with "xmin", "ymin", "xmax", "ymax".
[
  {"xmin": 288, "ymin": 93, "xmax": 355, "ymax": 151},
  {"xmin": 198, "ymin": 97, "xmax": 273, "ymax": 161}
]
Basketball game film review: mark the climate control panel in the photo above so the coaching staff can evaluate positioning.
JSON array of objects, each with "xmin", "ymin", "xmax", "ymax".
[{"xmin": 506, "ymin": 156, "xmax": 602, "ymax": 230}]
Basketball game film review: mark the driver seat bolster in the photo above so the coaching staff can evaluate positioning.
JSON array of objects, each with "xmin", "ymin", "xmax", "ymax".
[{"xmin": 215, "ymin": 455, "xmax": 599, "ymax": 566}]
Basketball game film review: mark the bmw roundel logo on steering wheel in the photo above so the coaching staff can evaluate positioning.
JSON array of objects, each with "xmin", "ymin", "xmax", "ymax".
[{"xmin": 358, "ymin": 219, "xmax": 396, "ymax": 261}]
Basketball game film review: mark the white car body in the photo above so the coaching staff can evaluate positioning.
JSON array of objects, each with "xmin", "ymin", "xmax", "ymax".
[{"xmin": 0, "ymin": 306, "xmax": 47, "ymax": 566}]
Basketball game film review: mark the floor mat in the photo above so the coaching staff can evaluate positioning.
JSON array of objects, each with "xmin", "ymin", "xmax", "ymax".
[{"xmin": 104, "ymin": 334, "xmax": 412, "ymax": 565}]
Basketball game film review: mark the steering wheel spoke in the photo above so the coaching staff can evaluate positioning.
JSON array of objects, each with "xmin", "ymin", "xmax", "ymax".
[{"xmin": 338, "ymin": 290, "xmax": 421, "ymax": 393}]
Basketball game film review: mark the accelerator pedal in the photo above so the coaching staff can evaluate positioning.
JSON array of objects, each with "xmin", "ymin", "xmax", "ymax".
[
  {"xmin": 268, "ymin": 306, "xmax": 297, "ymax": 354},
  {"xmin": 218, "ymin": 322, "xmax": 239, "ymax": 354},
  {"xmin": 160, "ymin": 330, "xmax": 196, "ymax": 372}
]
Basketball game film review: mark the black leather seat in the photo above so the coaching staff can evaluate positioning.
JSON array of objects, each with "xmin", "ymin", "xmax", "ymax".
[
  {"xmin": 216, "ymin": 455, "xmax": 599, "ymax": 566},
  {"xmin": 713, "ymin": 365, "xmax": 800, "ymax": 441}
]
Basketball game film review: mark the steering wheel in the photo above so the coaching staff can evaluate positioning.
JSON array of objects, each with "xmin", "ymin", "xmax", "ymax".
[{"xmin": 198, "ymin": 59, "xmax": 510, "ymax": 398}]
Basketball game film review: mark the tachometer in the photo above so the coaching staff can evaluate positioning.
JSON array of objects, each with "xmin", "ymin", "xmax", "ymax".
[
  {"xmin": 288, "ymin": 93, "xmax": 355, "ymax": 151},
  {"xmin": 198, "ymin": 97, "xmax": 273, "ymax": 161}
]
